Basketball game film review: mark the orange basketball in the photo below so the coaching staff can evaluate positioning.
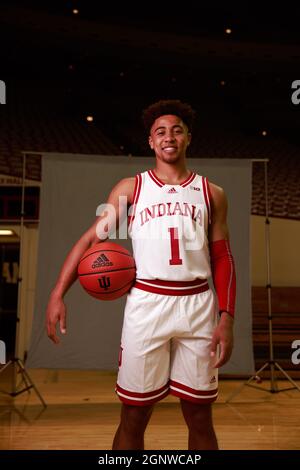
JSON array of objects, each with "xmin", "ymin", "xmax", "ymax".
[{"xmin": 77, "ymin": 241, "xmax": 136, "ymax": 300}]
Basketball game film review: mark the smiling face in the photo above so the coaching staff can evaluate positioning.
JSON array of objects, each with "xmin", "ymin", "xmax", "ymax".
[{"xmin": 148, "ymin": 114, "xmax": 191, "ymax": 164}]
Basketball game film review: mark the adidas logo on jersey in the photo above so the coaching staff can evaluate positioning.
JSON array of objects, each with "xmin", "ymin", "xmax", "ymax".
[
  {"xmin": 167, "ymin": 187, "xmax": 178, "ymax": 193},
  {"xmin": 191, "ymin": 186, "xmax": 200, "ymax": 191},
  {"xmin": 92, "ymin": 254, "xmax": 113, "ymax": 268},
  {"xmin": 210, "ymin": 376, "xmax": 216, "ymax": 384}
]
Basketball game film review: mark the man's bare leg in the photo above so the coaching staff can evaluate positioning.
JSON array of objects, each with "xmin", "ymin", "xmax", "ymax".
[
  {"xmin": 112, "ymin": 403, "xmax": 154, "ymax": 450},
  {"xmin": 180, "ymin": 399, "xmax": 218, "ymax": 450}
]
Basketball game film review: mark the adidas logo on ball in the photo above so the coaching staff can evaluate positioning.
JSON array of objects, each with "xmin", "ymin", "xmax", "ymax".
[
  {"xmin": 92, "ymin": 254, "xmax": 113, "ymax": 268},
  {"xmin": 78, "ymin": 241, "xmax": 136, "ymax": 301}
]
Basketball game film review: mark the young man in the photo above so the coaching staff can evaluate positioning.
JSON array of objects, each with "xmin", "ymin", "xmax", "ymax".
[{"xmin": 46, "ymin": 99, "xmax": 236, "ymax": 450}]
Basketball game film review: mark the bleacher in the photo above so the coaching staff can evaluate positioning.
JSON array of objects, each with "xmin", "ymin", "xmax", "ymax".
[
  {"xmin": 1, "ymin": 101, "xmax": 300, "ymax": 219},
  {"xmin": 0, "ymin": 106, "xmax": 123, "ymax": 180}
]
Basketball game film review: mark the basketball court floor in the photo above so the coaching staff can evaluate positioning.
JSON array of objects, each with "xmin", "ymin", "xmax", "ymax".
[{"xmin": 1, "ymin": 369, "xmax": 300, "ymax": 450}]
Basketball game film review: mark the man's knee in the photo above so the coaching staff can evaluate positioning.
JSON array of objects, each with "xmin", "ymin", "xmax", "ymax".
[
  {"xmin": 120, "ymin": 404, "xmax": 154, "ymax": 434},
  {"xmin": 180, "ymin": 400, "xmax": 214, "ymax": 431}
]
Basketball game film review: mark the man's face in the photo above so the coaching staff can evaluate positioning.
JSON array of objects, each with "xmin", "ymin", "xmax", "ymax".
[{"xmin": 148, "ymin": 114, "xmax": 191, "ymax": 164}]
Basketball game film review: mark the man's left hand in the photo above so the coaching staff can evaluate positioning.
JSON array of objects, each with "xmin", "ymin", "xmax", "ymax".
[{"xmin": 210, "ymin": 312, "xmax": 234, "ymax": 368}]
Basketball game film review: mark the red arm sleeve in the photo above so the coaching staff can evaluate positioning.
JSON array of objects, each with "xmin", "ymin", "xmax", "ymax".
[{"xmin": 209, "ymin": 239, "xmax": 236, "ymax": 318}]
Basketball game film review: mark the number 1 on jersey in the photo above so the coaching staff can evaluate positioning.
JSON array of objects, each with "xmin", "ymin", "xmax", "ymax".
[{"xmin": 168, "ymin": 227, "xmax": 183, "ymax": 265}]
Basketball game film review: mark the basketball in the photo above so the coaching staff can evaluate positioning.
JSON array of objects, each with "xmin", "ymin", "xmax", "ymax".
[{"xmin": 77, "ymin": 241, "xmax": 136, "ymax": 300}]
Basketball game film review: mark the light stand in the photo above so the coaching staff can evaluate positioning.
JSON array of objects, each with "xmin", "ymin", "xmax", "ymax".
[
  {"xmin": 0, "ymin": 152, "xmax": 46, "ymax": 408},
  {"xmin": 226, "ymin": 160, "xmax": 300, "ymax": 402}
]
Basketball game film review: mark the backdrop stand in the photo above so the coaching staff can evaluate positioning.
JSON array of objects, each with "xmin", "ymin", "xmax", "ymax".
[
  {"xmin": 226, "ymin": 160, "xmax": 300, "ymax": 402},
  {"xmin": 0, "ymin": 152, "xmax": 46, "ymax": 408}
]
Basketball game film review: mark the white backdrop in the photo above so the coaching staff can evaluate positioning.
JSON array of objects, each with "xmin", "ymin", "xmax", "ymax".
[{"xmin": 27, "ymin": 154, "xmax": 254, "ymax": 375}]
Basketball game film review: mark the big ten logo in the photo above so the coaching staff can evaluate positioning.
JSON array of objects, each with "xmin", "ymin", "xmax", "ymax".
[
  {"xmin": 0, "ymin": 80, "xmax": 6, "ymax": 104},
  {"xmin": 291, "ymin": 80, "xmax": 300, "ymax": 105},
  {"xmin": 0, "ymin": 340, "xmax": 6, "ymax": 364},
  {"xmin": 291, "ymin": 340, "xmax": 300, "ymax": 365},
  {"xmin": 2, "ymin": 261, "xmax": 19, "ymax": 284}
]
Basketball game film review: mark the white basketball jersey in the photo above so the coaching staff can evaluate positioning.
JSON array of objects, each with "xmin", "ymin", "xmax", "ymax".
[{"xmin": 128, "ymin": 169, "xmax": 212, "ymax": 281}]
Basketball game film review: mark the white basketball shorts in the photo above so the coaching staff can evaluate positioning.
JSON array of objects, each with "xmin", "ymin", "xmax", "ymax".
[{"xmin": 115, "ymin": 279, "xmax": 218, "ymax": 406}]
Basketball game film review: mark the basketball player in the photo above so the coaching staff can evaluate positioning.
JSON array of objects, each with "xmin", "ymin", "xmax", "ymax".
[{"xmin": 46, "ymin": 99, "xmax": 236, "ymax": 450}]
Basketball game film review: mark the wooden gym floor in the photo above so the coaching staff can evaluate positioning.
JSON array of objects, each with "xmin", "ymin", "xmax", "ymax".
[{"xmin": 0, "ymin": 369, "xmax": 300, "ymax": 450}]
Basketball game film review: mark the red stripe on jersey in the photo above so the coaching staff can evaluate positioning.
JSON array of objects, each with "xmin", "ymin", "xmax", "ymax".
[
  {"xmin": 202, "ymin": 176, "xmax": 212, "ymax": 225},
  {"xmin": 128, "ymin": 173, "xmax": 142, "ymax": 226},
  {"xmin": 134, "ymin": 281, "xmax": 209, "ymax": 296},
  {"xmin": 181, "ymin": 172, "xmax": 196, "ymax": 187},
  {"xmin": 133, "ymin": 174, "xmax": 142, "ymax": 205},
  {"xmin": 137, "ymin": 278, "xmax": 207, "ymax": 287},
  {"xmin": 148, "ymin": 169, "xmax": 164, "ymax": 187},
  {"xmin": 148, "ymin": 170, "xmax": 196, "ymax": 188},
  {"xmin": 206, "ymin": 178, "xmax": 212, "ymax": 205}
]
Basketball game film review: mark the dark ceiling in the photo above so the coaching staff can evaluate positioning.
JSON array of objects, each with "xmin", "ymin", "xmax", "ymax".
[{"xmin": 0, "ymin": 1, "xmax": 299, "ymax": 145}]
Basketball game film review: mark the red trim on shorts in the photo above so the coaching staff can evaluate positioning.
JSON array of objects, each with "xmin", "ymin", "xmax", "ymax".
[
  {"xmin": 115, "ymin": 383, "xmax": 170, "ymax": 406},
  {"xmin": 134, "ymin": 279, "xmax": 209, "ymax": 296},
  {"xmin": 170, "ymin": 380, "xmax": 218, "ymax": 396},
  {"xmin": 170, "ymin": 389, "xmax": 218, "ymax": 404},
  {"xmin": 170, "ymin": 380, "xmax": 218, "ymax": 404}
]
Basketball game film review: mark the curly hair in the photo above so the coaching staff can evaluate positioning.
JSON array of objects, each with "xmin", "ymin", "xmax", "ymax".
[{"xmin": 142, "ymin": 99, "xmax": 196, "ymax": 134}]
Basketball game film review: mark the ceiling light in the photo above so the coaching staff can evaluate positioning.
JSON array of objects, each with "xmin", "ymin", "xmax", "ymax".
[{"xmin": 0, "ymin": 229, "xmax": 15, "ymax": 236}]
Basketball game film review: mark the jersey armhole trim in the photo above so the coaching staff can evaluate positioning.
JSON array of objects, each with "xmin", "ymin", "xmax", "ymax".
[
  {"xmin": 202, "ymin": 176, "xmax": 212, "ymax": 225},
  {"xmin": 128, "ymin": 173, "xmax": 142, "ymax": 226}
]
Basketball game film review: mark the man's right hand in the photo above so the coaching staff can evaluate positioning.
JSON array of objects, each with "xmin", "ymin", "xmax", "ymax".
[{"xmin": 46, "ymin": 292, "xmax": 67, "ymax": 344}]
